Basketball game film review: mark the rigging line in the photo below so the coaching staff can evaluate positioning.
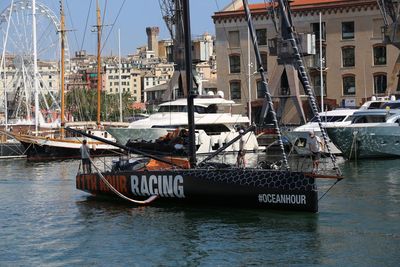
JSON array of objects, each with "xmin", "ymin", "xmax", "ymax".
[
  {"xmin": 318, "ymin": 178, "xmax": 341, "ymax": 201},
  {"xmin": 65, "ymin": 0, "xmax": 80, "ymax": 53},
  {"xmin": 100, "ymin": 0, "xmax": 126, "ymax": 55},
  {"xmin": 80, "ymin": 0, "xmax": 93, "ymax": 51}
]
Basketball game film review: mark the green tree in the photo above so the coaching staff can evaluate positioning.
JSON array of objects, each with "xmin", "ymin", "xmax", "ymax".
[{"xmin": 65, "ymin": 89, "xmax": 135, "ymax": 122}]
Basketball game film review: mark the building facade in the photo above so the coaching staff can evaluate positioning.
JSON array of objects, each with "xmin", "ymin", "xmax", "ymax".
[{"xmin": 213, "ymin": 0, "xmax": 399, "ymax": 122}]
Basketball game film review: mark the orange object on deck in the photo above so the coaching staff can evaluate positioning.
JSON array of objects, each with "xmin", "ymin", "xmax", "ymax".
[{"xmin": 146, "ymin": 157, "xmax": 191, "ymax": 170}]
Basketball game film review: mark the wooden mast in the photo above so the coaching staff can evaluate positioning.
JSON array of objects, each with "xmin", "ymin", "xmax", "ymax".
[
  {"xmin": 60, "ymin": 0, "xmax": 66, "ymax": 138},
  {"xmin": 96, "ymin": 0, "xmax": 102, "ymax": 126}
]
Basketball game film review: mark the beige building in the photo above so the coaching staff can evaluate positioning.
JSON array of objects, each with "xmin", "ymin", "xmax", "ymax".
[
  {"xmin": 103, "ymin": 61, "xmax": 142, "ymax": 102},
  {"xmin": 213, "ymin": 0, "xmax": 399, "ymax": 122}
]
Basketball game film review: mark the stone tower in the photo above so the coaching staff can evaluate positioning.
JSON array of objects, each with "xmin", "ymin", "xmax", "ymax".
[{"xmin": 146, "ymin": 27, "xmax": 160, "ymax": 57}]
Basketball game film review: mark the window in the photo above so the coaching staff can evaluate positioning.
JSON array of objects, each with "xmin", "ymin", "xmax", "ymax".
[
  {"xmin": 312, "ymin": 74, "xmax": 327, "ymax": 96},
  {"xmin": 256, "ymin": 29, "xmax": 267, "ymax": 45},
  {"xmin": 374, "ymin": 74, "xmax": 387, "ymax": 94},
  {"xmin": 343, "ymin": 75, "xmax": 356, "ymax": 95},
  {"xmin": 229, "ymin": 81, "xmax": 241, "ymax": 100},
  {"xmin": 228, "ymin": 31, "xmax": 240, "ymax": 48},
  {"xmin": 373, "ymin": 18, "xmax": 384, "ymax": 38},
  {"xmin": 256, "ymin": 80, "xmax": 266, "ymax": 99},
  {"xmin": 342, "ymin": 46, "xmax": 355, "ymax": 67},
  {"xmin": 342, "ymin": 21, "xmax": 354, "ymax": 39},
  {"xmin": 314, "ymin": 45, "xmax": 326, "ymax": 69},
  {"xmin": 229, "ymin": 54, "xmax": 241, "ymax": 74},
  {"xmin": 311, "ymin": 22, "xmax": 326, "ymax": 40},
  {"xmin": 49, "ymin": 82, "xmax": 52, "ymax": 87},
  {"xmin": 373, "ymin": 46, "xmax": 386, "ymax": 65},
  {"xmin": 260, "ymin": 53, "xmax": 268, "ymax": 71}
]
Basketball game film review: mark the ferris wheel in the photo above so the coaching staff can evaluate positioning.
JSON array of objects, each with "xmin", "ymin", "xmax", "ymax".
[{"xmin": 0, "ymin": 0, "xmax": 70, "ymax": 121}]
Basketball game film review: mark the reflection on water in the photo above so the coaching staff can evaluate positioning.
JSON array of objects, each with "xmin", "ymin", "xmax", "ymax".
[{"xmin": 0, "ymin": 157, "xmax": 399, "ymax": 265}]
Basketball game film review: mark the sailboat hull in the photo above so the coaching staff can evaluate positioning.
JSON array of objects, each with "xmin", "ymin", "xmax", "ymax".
[
  {"xmin": 16, "ymin": 135, "xmax": 120, "ymax": 160},
  {"xmin": 76, "ymin": 169, "xmax": 318, "ymax": 212}
]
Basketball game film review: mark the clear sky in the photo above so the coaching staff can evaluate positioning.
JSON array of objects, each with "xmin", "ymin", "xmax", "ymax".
[{"xmin": 2, "ymin": 0, "xmax": 260, "ymax": 57}]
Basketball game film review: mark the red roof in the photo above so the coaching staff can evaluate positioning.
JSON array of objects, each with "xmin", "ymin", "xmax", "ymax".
[
  {"xmin": 213, "ymin": 0, "xmax": 376, "ymax": 18},
  {"xmin": 250, "ymin": 0, "xmax": 350, "ymax": 8}
]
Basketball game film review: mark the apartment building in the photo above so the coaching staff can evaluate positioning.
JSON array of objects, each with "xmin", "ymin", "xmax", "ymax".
[{"xmin": 213, "ymin": 0, "xmax": 399, "ymax": 122}]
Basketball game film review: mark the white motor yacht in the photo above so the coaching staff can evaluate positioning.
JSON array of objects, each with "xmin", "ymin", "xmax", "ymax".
[
  {"xmin": 284, "ymin": 109, "xmax": 357, "ymax": 155},
  {"xmin": 107, "ymin": 94, "xmax": 261, "ymax": 154},
  {"xmin": 285, "ymin": 98, "xmax": 397, "ymax": 156},
  {"xmin": 326, "ymin": 108, "xmax": 400, "ymax": 159}
]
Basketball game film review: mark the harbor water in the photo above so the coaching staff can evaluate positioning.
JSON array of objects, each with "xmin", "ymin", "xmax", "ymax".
[{"xmin": 0, "ymin": 157, "xmax": 399, "ymax": 266}]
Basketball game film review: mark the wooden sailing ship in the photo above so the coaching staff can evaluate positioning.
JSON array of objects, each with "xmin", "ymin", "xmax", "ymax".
[
  {"xmin": 70, "ymin": 0, "xmax": 343, "ymax": 212},
  {"xmin": 13, "ymin": 0, "xmax": 125, "ymax": 160}
]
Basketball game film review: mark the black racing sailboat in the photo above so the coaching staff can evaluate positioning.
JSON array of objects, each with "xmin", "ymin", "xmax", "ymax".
[{"xmin": 69, "ymin": 0, "xmax": 343, "ymax": 212}]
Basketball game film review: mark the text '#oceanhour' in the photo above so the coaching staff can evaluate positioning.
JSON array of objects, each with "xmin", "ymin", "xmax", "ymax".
[
  {"xmin": 130, "ymin": 175, "xmax": 185, "ymax": 198},
  {"xmin": 258, "ymin": 194, "xmax": 306, "ymax": 205}
]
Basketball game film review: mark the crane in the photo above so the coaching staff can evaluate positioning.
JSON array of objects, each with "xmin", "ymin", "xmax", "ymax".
[
  {"xmin": 158, "ymin": 0, "xmax": 192, "ymax": 100},
  {"xmin": 377, "ymin": 0, "xmax": 400, "ymax": 93}
]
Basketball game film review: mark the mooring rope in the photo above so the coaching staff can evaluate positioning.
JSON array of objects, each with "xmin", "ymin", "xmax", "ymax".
[{"xmin": 89, "ymin": 158, "xmax": 158, "ymax": 204}]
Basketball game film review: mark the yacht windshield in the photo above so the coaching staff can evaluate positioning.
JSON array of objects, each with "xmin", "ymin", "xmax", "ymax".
[
  {"xmin": 157, "ymin": 105, "xmax": 211, "ymax": 114},
  {"xmin": 381, "ymin": 102, "xmax": 400, "ymax": 109},
  {"xmin": 310, "ymin": 116, "xmax": 346, "ymax": 122},
  {"xmin": 352, "ymin": 115, "xmax": 387, "ymax": 123},
  {"xmin": 158, "ymin": 105, "xmax": 186, "ymax": 113}
]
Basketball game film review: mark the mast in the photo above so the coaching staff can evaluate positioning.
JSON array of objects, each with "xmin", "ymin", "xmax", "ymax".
[
  {"xmin": 319, "ymin": 12, "xmax": 324, "ymax": 113},
  {"xmin": 247, "ymin": 27, "xmax": 252, "ymax": 124},
  {"xmin": 60, "ymin": 0, "xmax": 66, "ymax": 138},
  {"xmin": 182, "ymin": 0, "xmax": 196, "ymax": 167},
  {"xmin": 1, "ymin": 0, "xmax": 14, "ymax": 131},
  {"xmin": 96, "ymin": 0, "xmax": 102, "ymax": 126},
  {"xmin": 242, "ymin": 0, "xmax": 289, "ymax": 169},
  {"xmin": 118, "ymin": 28, "xmax": 123, "ymax": 122},
  {"xmin": 32, "ymin": 0, "xmax": 39, "ymax": 135}
]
